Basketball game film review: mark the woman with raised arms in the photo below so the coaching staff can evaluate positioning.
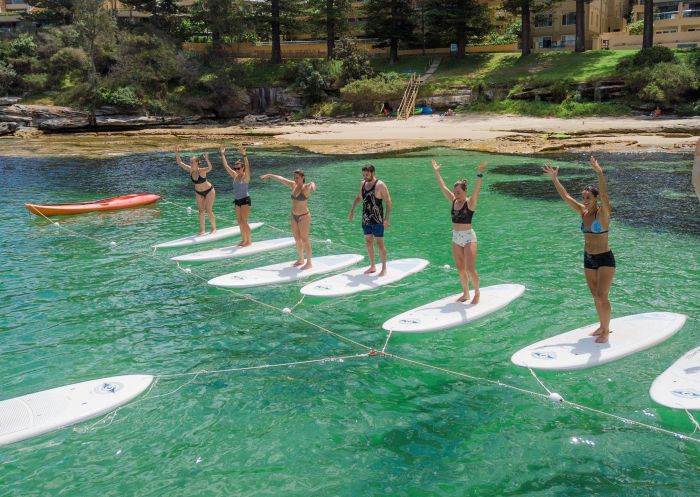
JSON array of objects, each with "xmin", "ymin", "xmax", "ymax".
[
  {"xmin": 431, "ymin": 159, "xmax": 488, "ymax": 304},
  {"xmin": 175, "ymin": 146, "xmax": 216, "ymax": 235},
  {"xmin": 543, "ymin": 156, "xmax": 615, "ymax": 343},
  {"xmin": 220, "ymin": 144, "xmax": 253, "ymax": 246},
  {"xmin": 260, "ymin": 170, "xmax": 316, "ymax": 269}
]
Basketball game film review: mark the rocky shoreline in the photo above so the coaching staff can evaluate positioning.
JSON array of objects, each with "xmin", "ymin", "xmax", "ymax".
[{"xmin": 1, "ymin": 100, "xmax": 699, "ymax": 157}]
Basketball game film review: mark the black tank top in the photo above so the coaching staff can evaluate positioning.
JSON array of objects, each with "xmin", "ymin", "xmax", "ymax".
[
  {"xmin": 451, "ymin": 199, "xmax": 474, "ymax": 224},
  {"xmin": 362, "ymin": 181, "xmax": 384, "ymax": 225}
]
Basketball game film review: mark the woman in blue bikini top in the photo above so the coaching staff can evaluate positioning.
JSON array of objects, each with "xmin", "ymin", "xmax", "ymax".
[{"xmin": 543, "ymin": 156, "xmax": 615, "ymax": 344}]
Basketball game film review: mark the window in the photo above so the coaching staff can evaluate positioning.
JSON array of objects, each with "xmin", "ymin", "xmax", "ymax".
[
  {"xmin": 562, "ymin": 12, "xmax": 576, "ymax": 26},
  {"xmin": 560, "ymin": 35, "xmax": 575, "ymax": 46},
  {"xmin": 534, "ymin": 13, "xmax": 552, "ymax": 27},
  {"xmin": 537, "ymin": 36, "xmax": 552, "ymax": 49}
]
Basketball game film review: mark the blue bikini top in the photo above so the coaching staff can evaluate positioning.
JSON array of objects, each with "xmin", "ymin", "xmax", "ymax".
[{"xmin": 581, "ymin": 209, "xmax": 608, "ymax": 234}]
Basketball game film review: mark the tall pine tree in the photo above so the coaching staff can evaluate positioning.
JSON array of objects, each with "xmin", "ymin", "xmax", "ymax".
[
  {"xmin": 424, "ymin": 0, "xmax": 490, "ymax": 59},
  {"xmin": 364, "ymin": 0, "xmax": 417, "ymax": 65},
  {"xmin": 308, "ymin": 0, "xmax": 353, "ymax": 59}
]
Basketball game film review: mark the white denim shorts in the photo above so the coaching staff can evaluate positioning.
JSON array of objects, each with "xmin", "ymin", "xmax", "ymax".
[{"xmin": 452, "ymin": 229, "xmax": 477, "ymax": 247}]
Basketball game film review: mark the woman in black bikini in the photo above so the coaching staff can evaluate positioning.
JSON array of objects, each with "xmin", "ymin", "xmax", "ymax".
[
  {"xmin": 175, "ymin": 146, "xmax": 216, "ymax": 236},
  {"xmin": 543, "ymin": 156, "xmax": 614, "ymax": 343},
  {"xmin": 260, "ymin": 170, "xmax": 316, "ymax": 269}
]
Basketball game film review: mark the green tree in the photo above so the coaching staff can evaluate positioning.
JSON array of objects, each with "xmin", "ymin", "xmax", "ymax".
[
  {"xmin": 73, "ymin": 0, "xmax": 117, "ymax": 125},
  {"xmin": 23, "ymin": 0, "xmax": 75, "ymax": 25},
  {"xmin": 424, "ymin": 0, "xmax": 491, "ymax": 59},
  {"xmin": 574, "ymin": 0, "xmax": 593, "ymax": 52},
  {"xmin": 502, "ymin": 0, "xmax": 560, "ymax": 56},
  {"xmin": 364, "ymin": 0, "xmax": 417, "ymax": 65},
  {"xmin": 119, "ymin": 0, "xmax": 182, "ymax": 34},
  {"xmin": 249, "ymin": 0, "xmax": 305, "ymax": 63},
  {"xmin": 642, "ymin": 0, "xmax": 653, "ymax": 48},
  {"xmin": 191, "ymin": 0, "xmax": 251, "ymax": 49},
  {"xmin": 308, "ymin": 0, "xmax": 353, "ymax": 59}
]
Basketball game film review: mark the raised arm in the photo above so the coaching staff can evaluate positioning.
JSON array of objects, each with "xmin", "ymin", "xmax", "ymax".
[
  {"xmin": 220, "ymin": 145, "xmax": 235, "ymax": 178},
  {"xmin": 431, "ymin": 160, "xmax": 455, "ymax": 202},
  {"xmin": 590, "ymin": 156, "xmax": 611, "ymax": 216},
  {"xmin": 304, "ymin": 181, "xmax": 317, "ymax": 194},
  {"xmin": 468, "ymin": 162, "xmax": 488, "ymax": 210},
  {"xmin": 202, "ymin": 153, "xmax": 213, "ymax": 174},
  {"xmin": 378, "ymin": 181, "xmax": 392, "ymax": 227},
  {"xmin": 543, "ymin": 163, "xmax": 584, "ymax": 214},
  {"xmin": 349, "ymin": 182, "xmax": 362, "ymax": 221},
  {"xmin": 260, "ymin": 173, "xmax": 294, "ymax": 188},
  {"xmin": 175, "ymin": 146, "xmax": 191, "ymax": 173},
  {"xmin": 239, "ymin": 144, "xmax": 251, "ymax": 182}
]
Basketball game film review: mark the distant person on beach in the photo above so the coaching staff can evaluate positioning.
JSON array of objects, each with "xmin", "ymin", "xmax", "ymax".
[
  {"xmin": 260, "ymin": 170, "xmax": 316, "ymax": 269},
  {"xmin": 653, "ymin": 106, "xmax": 662, "ymax": 118},
  {"xmin": 445, "ymin": 108, "xmax": 455, "ymax": 116},
  {"xmin": 220, "ymin": 144, "xmax": 253, "ymax": 246},
  {"xmin": 175, "ymin": 146, "xmax": 216, "ymax": 236},
  {"xmin": 431, "ymin": 159, "xmax": 487, "ymax": 304},
  {"xmin": 543, "ymin": 156, "xmax": 615, "ymax": 344},
  {"xmin": 381, "ymin": 101, "xmax": 393, "ymax": 117},
  {"xmin": 694, "ymin": 138, "xmax": 700, "ymax": 201},
  {"xmin": 349, "ymin": 164, "xmax": 392, "ymax": 276}
]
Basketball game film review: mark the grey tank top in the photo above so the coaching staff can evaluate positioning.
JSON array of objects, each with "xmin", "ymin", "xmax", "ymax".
[{"xmin": 233, "ymin": 178, "xmax": 249, "ymax": 200}]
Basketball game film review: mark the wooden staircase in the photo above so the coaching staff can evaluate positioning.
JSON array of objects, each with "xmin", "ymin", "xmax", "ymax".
[{"xmin": 396, "ymin": 73, "xmax": 420, "ymax": 120}]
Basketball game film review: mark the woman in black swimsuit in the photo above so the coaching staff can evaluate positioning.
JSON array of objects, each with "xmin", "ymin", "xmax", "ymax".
[
  {"xmin": 260, "ymin": 170, "xmax": 316, "ymax": 269},
  {"xmin": 175, "ymin": 146, "xmax": 216, "ymax": 236}
]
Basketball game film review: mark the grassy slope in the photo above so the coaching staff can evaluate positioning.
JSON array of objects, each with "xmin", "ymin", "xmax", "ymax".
[{"xmin": 426, "ymin": 50, "xmax": 635, "ymax": 88}]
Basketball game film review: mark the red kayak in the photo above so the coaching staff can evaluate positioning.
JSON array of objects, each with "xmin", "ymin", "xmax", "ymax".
[{"xmin": 25, "ymin": 193, "xmax": 161, "ymax": 217}]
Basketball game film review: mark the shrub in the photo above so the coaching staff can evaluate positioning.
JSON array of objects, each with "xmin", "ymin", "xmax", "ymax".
[
  {"xmin": 625, "ymin": 62, "xmax": 698, "ymax": 104},
  {"xmin": 49, "ymin": 47, "xmax": 89, "ymax": 85},
  {"xmin": 340, "ymin": 72, "xmax": 405, "ymax": 112},
  {"xmin": 7, "ymin": 34, "xmax": 37, "ymax": 58},
  {"xmin": 20, "ymin": 73, "xmax": 50, "ymax": 92},
  {"xmin": 0, "ymin": 60, "xmax": 17, "ymax": 93},
  {"xmin": 96, "ymin": 86, "xmax": 142, "ymax": 111},
  {"xmin": 627, "ymin": 20, "xmax": 644, "ymax": 35},
  {"xmin": 286, "ymin": 60, "xmax": 327, "ymax": 103},
  {"xmin": 632, "ymin": 46, "xmax": 676, "ymax": 67},
  {"xmin": 307, "ymin": 100, "xmax": 353, "ymax": 117},
  {"xmin": 335, "ymin": 38, "xmax": 375, "ymax": 84}
]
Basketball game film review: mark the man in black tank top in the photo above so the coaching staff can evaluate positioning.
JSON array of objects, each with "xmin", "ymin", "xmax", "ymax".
[{"xmin": 349, "ymin": 164, "xmax": 393, "ymax": 276}]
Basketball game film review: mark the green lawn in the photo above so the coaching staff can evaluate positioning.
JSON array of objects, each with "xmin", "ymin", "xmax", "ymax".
[
  {"xmin": 370, "ymin": 55, "xmax": 432, "ymax": 75},
  {"xmin": 427, "ymin": 50, "xmax": 637, "ymax": 88}
]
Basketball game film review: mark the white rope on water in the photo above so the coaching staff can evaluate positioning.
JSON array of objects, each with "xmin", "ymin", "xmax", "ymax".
[
  {"xmin": 685, "ymin": 409, "xmax": 700, "ymax": 434},
  {"xmin": 384, "ymin": 351, "xmax": 700, "ymax": 444},
  {"xmin": 528, "ymin": 367, "xmax": 553, "ymax": 396},
  {"xmin": 31, "ymin": 204, "xmax": 700, "ymax": 445}
]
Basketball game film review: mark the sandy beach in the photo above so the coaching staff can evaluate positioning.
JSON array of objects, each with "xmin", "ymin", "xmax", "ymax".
[{"xmin": 1, "ymin": 113, "xmax": 699, "ymax": 156}]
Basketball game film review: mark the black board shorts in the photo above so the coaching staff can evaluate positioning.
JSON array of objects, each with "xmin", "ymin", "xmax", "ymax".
[
  {"xmin": 584, "ymin": 250, "xmax": 616, "ymax": 270},
  {"xmin": 233, "ymin": 196, "xmax": 251, "ymax": 207}
]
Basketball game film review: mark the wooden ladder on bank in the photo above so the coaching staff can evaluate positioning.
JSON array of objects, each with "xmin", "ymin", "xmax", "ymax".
[{"xmin": 396, "ymin": 73, "xmax": 420, "ymax": 120}]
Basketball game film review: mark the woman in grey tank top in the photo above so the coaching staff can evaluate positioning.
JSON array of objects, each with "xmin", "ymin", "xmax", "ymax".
[{"xmin": 221, "ymin": 144, "xmax": 253, "ymax": 246}]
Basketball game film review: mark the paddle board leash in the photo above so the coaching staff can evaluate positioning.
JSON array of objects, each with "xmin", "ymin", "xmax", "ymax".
[{"xmin": 29, "ymin": 202, "xmax": 700, "ymax": 445}]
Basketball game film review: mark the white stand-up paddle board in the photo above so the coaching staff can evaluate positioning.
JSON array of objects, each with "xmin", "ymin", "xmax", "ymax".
[
  {"xmin": 382, "ymin": 284, "xmax": 526, "ymax": 333},
  {"xmin": 152, "ymin": 223, "xmax": 263, "ymax": 249},
  {"xmin": 208, "ymin": 253, "xmax": 364, "ymax": 288},
  {"xmin": 0, "ymin": 375, "xmax": 153, "ymax": 446},
  {"xmin": 650, "ymin": 345, "xmax": 700, "ymax": 410},
  {"xmin": 300, "ymin": 258, "xmax": 429, "ymax": 297},
  {"xmin": 511, "ymin": 312, "xmax": 687, "ymax": 371},
  {"xmin": 171, "ymin": 237, "xmax": 296, "ymax": 262}
]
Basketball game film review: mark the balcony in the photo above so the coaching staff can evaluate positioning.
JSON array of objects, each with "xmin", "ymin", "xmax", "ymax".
[
  {"xmin": 5, "ymin": 0, "xmax": 29, "ymax": 12},
  {"xmin": 654, "ymin": 11, "xmax": 678, "ymax": 19},
  {"xmin": 683, "ymin": 9, "xmax": 700, "ymax": 16}
]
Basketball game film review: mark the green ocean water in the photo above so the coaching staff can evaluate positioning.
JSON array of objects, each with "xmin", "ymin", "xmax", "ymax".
[{"xmin": 1, "ymin": 146, "xmax": 699, "ymax": 496}]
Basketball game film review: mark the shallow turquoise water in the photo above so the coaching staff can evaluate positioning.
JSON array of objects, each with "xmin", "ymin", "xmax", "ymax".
[{"xmin": 1, "ymin": 147, "xmax": 699, "ymax": 496}]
